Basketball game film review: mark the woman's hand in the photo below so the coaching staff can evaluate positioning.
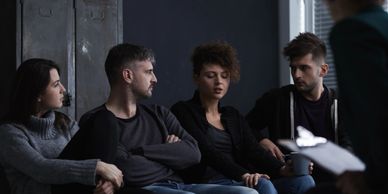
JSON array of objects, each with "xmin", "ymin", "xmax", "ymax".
[
  {"xmin": 241, "ymin": 173, "xmax": 270, "ymax": 188},
  {"xmin": 96, "ymin": 161, "xmax": 123, "ymax": 189},
  {"xmin": 94, "ymin": 180, "xmax": 115, "ymax": 194}
]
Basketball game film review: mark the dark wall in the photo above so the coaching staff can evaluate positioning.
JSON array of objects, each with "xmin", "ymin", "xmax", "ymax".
[
  {"xmin": 123, "ymin": 0, "xmax": 279, "ymax": 114},
  {"xmin": 0, "ymin": 0, "xmax": 16, "ymax": 118}
]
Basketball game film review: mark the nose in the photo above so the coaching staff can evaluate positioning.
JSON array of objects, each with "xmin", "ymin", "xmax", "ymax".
[
  {"xmin": 60, "ymin": 83, "xmax": 66, "ymax": 93},
  {"xmin": 152, "ymin": 72, "xmax": 157, "ymax": 83},
  {"xmin": 293, "ymin": 68, "xmax": 302, "ymax": 79},
  {"xmin": 215, "ymin": 75, "xmax": 223, "ymax": 84}
]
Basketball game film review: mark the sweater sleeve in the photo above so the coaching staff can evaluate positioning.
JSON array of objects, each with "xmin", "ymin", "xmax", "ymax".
[
  {"xmin": 171, "ymin": 102, "xmax": 249, "ymax": 181},
  {"xmin": 0, "ymin": 124, "xmax": 98, "ymax": 186},
  {"xmin": 134, "ymin": 106, "xmax": 201, "ymax": 170}
]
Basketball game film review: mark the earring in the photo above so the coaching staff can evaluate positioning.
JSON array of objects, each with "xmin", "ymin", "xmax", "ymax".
[{"xmin": 37, "ymin": 98, "xmax": 41, "ymax": 102}]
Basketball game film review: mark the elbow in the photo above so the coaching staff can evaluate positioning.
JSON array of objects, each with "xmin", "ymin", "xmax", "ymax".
[{"xmin": 177, "ymin": 148, "xmax": 201, "ymax": 170}]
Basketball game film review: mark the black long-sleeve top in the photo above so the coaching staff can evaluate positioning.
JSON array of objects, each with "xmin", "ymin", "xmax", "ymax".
[{"xmin": 170, "ymin": 91, "xmax": 284, "ymax": 183}]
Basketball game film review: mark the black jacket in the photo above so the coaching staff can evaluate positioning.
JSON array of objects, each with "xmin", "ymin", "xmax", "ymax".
[
  {"xmin": 171, "ymin": 91, "xmax": 284, "ymax": 183},
  {"xmin": 246, "ymin": 85, "xmax": 352, "ymax": 152}
]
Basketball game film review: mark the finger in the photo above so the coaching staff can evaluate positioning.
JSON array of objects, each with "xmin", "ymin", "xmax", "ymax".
[
  {"xmin": 243, "ymin": 176, "xmax": 250, "ymax": 187},
  {"xmin": 102, "ymin": 182, "xmax": 115, "ymax": 194},
  {"xmin": 261, "ymin": 174, "xmax": 270, "ymax": 180},
  {"xmin": 275, "ymin": 151, "xmax": 285, "ymax": 162},
  {"xmin": 248, "ymin": 175, "xmax": 254, "ymax": 188},
  {"xmin": 173, "ymin": 136, "xmax": 180, "ymax": 143},
  {"xmin": 254, "ymin": 174, "xmax": 260, "ymax": 186},
  {"xmin": 96, "ymin": 180, "xmax": 103, "ymax": 187},
  {"xmin": 166, "ymin": 135, "xmax": 172, "ymax": 143}
]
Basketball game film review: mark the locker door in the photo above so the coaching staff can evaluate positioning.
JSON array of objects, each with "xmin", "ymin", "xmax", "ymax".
[
  {"xmin": 75, "ymin": 0, "xmax": 122, "ymax": 118},
  {"xmin": 18, "ymin": 0, "xmax": 75, "ymax": 117}
]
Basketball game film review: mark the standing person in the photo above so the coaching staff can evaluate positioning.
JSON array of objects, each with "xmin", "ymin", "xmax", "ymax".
[
  {"xmin": 325, "ymin": 0, "xmax": 388, "ymax": 194},
  {"xmin": 0, "ymin": 58, "xmax": 124, "ymax": 194},
  {"xmin": 80, "ymin": 43, "xmax": 258, "ymax": 194},
  {"xmin": 171, "ymin": 41, "xmax": 315, "ymax": 194}
]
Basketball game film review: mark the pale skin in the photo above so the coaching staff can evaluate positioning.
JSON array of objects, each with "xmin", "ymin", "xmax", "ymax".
[
  {"xmin": 194, "ymin": 63, "xmax": 307, "ymax": 188},
  {"xmin": 36, "ymin": 69, "xmax": 124, "ymax": 192}
]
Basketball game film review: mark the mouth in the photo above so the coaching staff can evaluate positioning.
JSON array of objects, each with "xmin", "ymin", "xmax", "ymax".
[{"xmin": 214, "ymin": 88, "xmax": 223, "ymax": 94}]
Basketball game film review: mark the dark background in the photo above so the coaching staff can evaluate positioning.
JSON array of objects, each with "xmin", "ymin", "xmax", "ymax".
[
  {"xmin": 0, "ymin": 0, "xmax": 280, "ymax": 118},
  {"xmin": 123, "ymin": 0, "xmax": 279, "ymax": 113}
]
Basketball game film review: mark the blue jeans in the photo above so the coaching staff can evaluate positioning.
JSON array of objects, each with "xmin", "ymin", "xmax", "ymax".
[
  {"xmin": 143, "ymin": 180, "xmax": 258, "ymax": 194},
  {"xmin": 209, "ymin": 178, "xmax": 277, "ymax": 194},
  {"xmin": 208, "ymin": 175, "xmax": 315, "ymax": 194},
  {"xmin": 272, "ymin": 175, "xmax": 315, "ymax": 194}
]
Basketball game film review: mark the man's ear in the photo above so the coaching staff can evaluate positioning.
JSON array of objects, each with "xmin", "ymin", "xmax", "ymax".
[
  {"xmin": 320, "ymin": 63, "xmax": 329, "ymax": 77},
  {"xmin": 122, "ymin": 68, "xmax": 133, "ymax": 83}
]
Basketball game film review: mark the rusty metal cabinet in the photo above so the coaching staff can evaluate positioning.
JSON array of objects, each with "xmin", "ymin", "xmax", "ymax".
[{"xmin": 17, "ymin": 0, "xmax": 122, "ymax": 119}]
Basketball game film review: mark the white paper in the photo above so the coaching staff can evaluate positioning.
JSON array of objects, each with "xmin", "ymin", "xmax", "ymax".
[{"xmin": 278, "ymin": 139, "xmax": 365, "ymax": 175}]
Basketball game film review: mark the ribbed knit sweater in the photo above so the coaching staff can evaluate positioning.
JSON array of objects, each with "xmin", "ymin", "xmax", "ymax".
[{"xmin": 0, "ymin": 111, "xmax": 98, "ymax": 194}]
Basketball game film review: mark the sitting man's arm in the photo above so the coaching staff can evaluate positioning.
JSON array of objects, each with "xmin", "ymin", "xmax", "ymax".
[{"xmin": 130, "ymin": 106, "xmax": 201, "ymax": 170}]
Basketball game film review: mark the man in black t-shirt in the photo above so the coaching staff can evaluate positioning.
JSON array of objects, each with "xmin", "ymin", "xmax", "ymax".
[{"xmin": 246, "ymin": 32, "xmax": 352, "ymax": 184}]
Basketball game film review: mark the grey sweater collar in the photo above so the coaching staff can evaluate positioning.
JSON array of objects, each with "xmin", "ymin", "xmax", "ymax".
[{"xmin": 28, "ymin": 111, "xmax": 57, "ymax": 139}]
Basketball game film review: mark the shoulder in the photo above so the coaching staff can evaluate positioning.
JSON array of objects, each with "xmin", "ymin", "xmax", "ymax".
[
  {"xmin": 171, "ymin": 101, "xmax": 195, "ymax": 113},
  {"xmin": 258, "ymin": 85, "xmax": 294, "ymax": 100},
  {"xmin": 79, "ymin": 105, "xmax": 109, "ymax": 126},
  {"xmin": 331, "ymin": 10, "xmax": 388, "ymax": 43},
  {"xmin": 0, "ymin": 123, "xmax": 24, "ymax": 135},
  {"xmin": 222, "ymin": 106, "xmax": 244, "ymax": 119},
  {"xmin": 0, "ymin": 123, "xmax": 29, "ymax": 145},
  {"xmin": 140, "ymin": 104, "xmax": 171, "ymax": 117}
]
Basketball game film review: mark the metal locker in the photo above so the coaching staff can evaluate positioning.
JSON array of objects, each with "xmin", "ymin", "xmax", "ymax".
[
  {"xmin": 75, "ymin": 0, "xmax": 122, "ymax": 118},
  {"xmin": 17, "ymin": 0, "xmax": 75, "ymax": 117},
  {"xmin": 16, "ymin": 0, "xmax": 122, "ymax": 119}
]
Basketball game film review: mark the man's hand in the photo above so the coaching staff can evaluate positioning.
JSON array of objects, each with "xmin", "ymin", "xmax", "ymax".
[
  {"xmin": 337, "ymin": 171, "xmax": 368, "ymax": 194},
  {"xmin": 260, "ymin": 138, "xmax": 284, "ymax": 161},
  {"xmin": 166, "ymin": 134, "xmax": 181, "ymax": 143},
  {"xmin": 279, "ymin": 160, "xmax": 314, "ymax": 176},
  {"xmin": 94, "ymin": 180, "xmax": 115, "ymax": 194},
  {"xmin": 241, "ymin": 173, "xmax": 270, "ymax": 188}
]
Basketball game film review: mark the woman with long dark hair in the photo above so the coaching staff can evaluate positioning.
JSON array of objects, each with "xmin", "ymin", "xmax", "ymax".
[{"xmin": 0, "ymin": 58, "xmax": 124, "ymax": 194}]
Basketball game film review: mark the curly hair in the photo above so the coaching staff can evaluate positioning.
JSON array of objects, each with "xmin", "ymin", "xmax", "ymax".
[
  {"xmin": 283, "ymin": 32, "xmax": 326, "ymax": 65},
  {"xmin": 191, "ymin": 41, "xmax": 240, "ymax": 82}
]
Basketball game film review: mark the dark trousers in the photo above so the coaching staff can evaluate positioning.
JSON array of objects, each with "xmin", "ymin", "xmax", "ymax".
[{"xmin": 51, "ymin": 110, "xmax": 152, "ymax": 194}]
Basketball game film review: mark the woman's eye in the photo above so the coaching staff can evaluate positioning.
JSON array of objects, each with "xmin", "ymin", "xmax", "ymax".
[{"xmin": 206, "ymin": 73, "xmax": 216, "ymax": 78}]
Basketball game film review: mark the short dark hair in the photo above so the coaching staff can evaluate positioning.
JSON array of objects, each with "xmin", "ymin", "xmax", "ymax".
[
  {"xmin": 283, "ymin": 32, "xmax": 327, "ymax": 65},
  {"xmin": 105, "ymin": 43, "xmax": 155, "ymax": 86},
  {"xmin": 4, "ymin": 58, "xmax": 60, "ymax": 124},
  {"xmin": 191, "ymin": 41, "xmax": 240, "ymax": 82}
]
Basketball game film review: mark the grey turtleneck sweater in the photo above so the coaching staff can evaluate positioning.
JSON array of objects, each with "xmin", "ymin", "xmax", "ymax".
[{"xmin": 0, "ymin": 111, "xmax": 98, "ymax": 194}]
